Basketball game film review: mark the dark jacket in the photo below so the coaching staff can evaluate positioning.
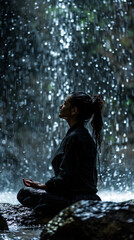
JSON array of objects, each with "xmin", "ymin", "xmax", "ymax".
[{"xmin": 45, "ymin": 124, "xmax": 98, "ymax": 196}]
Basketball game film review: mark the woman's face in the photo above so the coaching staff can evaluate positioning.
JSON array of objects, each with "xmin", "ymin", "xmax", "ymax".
[{"xmin": 59, "ymin": 95, "xmax": 72, "ymax": 119}]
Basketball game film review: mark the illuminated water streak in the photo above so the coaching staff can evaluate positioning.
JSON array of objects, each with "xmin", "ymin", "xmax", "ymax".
[{"xmin": 0, "ymin": 0, "xmax": 133, "ymax": 194}]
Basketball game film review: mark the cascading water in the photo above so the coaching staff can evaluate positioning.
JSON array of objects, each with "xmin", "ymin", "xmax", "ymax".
[
  {"xmin": 0, "ymin": 0, "xmax": 134, "ymax": 195},
  {"xmin": 0, "ymin": 0, "xmax": 134, "ymax": 238}
]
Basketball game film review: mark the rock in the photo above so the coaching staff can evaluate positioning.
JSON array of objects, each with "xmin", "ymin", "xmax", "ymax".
[
  {"xmin": 0, "ymin": 203, "xmax": 54, "ymax": 227},
  {"xmin": 40, "ymin": 199, "xmax": 134, "ymax": 240},
  {"xmin": 0, "ymin": 212, "xmax": 8, "ymax": 230}
]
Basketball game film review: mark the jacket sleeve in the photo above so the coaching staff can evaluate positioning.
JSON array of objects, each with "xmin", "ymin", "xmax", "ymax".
[{"xmin": 45, "ymin": 135, "xmax": 81, "ymax": 193}]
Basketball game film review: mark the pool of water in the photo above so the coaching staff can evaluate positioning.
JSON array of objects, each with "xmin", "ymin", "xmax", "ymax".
[{"xmin": 0, "ymin": 228, "xmax": 42, "ymax": 240}]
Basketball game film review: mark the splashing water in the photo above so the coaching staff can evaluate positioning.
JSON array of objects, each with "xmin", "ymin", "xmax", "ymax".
[
  {"xmin": 0, "ymin": 0, "xmax": 134, "ymax": 198},
  {"xmin": 0, "ymin": 191, "xmax": 134, "ymax": 205}
]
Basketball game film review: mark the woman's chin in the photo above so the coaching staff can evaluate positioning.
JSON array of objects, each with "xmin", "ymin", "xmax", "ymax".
[
  {"xmin": 59, "ymin": 114, "xmax": 64, "ymax": 119},
  {"xmin": 59, "ymin": 114, "xmax": 67, "ymax": 120}
]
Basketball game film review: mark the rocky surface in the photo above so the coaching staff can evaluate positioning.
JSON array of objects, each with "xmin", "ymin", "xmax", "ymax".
[
  {"xmin": 1, "ymin": 200, "xmax": 134, "ymax": 240},
  {"xmin": 0, "ymin": 203, "xmax": 54, "ymax": 228},
  {"xmin": 40, "ymin": 199, "xmax": 134, "ymax": 240},
  {"xmin": 0, "ymin": 212, "xmax": 8, "ymax": 230}
]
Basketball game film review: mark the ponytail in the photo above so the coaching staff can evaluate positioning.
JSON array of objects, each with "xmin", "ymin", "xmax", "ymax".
[
  {"xmin": 91, "ymin": 94, "xmax": 105, "ymax": 151},
  {"xmin": 69, "ymin": 92, "xmax": 105, "ymax": 150}
]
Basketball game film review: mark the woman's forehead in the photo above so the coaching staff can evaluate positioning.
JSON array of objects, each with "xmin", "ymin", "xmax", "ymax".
[{"xmin": 65, "ymin": 95, "xmax": 71, "ymax": 102}]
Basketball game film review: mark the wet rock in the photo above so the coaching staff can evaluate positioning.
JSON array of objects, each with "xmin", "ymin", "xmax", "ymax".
[
  {"xmin": 0, "ymin": 212, "xmax": 8, "ymax": 230},
  {"xmin": 0, "ymin": 203, "xmax": 54, "ymax": 227},
  {"xmin": 40, "ymin": 199, "xmax": 134, "ymax": 240}
]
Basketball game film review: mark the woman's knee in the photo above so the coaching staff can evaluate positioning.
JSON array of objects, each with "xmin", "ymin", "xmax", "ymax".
[
  {"xmin": 17, "ymin": 187, "xmax": 43, "ymax": 208},
  {"xmin": 17, "ymin": 187, "xmax": 32, "ymax": 205},
  {"xmin": 17, "ymin": 188, "xmax": 26, "ymax": 203},
  {"xmin": 96, "ymin": 194, "xmax": 101, "ymax": 201}
]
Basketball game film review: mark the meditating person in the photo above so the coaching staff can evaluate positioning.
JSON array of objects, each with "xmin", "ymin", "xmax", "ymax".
[{"xmin": 17, "ymin": 92, "xmax": 105, "ymax": 215}]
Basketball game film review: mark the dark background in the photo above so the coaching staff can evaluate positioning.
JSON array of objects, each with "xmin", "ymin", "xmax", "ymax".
[{"xmin": 0, "ymin": 0, "xmax": 134, "ymax": 192}]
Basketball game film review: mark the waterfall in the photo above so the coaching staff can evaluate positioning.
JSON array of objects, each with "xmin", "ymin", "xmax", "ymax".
[{"xmin": 0, "ymin": 0, "xmax": 133, "ymax": 194}]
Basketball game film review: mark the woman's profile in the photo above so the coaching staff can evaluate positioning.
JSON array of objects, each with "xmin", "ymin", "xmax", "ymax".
[{"xmin": 17, "ymin": 91, "xmax": 105, "ymax": 215}]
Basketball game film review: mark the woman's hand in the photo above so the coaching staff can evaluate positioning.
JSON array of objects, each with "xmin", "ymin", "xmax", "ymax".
[{"xmin": 23, "ymin": 179, "xmax": 47, "ymax": 190}]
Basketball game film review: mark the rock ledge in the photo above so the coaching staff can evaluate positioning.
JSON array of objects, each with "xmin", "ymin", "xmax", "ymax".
[{"xmin": 40, "ymin": 199, "xmax": 134, "ymax": 240}]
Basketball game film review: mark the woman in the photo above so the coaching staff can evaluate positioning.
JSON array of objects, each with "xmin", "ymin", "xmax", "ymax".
[{"xmin": 17, "ymin": 92, "xmax": 104, "ymax": 215}]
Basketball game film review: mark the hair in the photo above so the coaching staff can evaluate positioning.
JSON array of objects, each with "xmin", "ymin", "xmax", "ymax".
[{"xmin": 69, "ymin": 91, "xmax": 105, "ymax": 151}]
